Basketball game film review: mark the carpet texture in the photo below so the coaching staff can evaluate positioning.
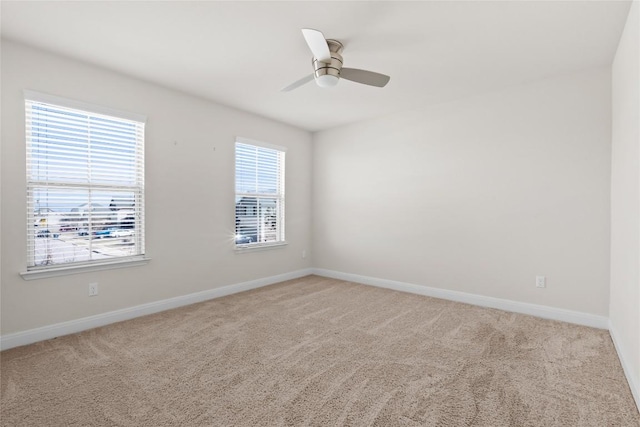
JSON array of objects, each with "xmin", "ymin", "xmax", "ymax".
[{"xmin": 1, "ymin": 275, "xmax": 639, "ymax": 426}]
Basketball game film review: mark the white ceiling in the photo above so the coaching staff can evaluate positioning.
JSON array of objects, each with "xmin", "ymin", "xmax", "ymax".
[{"xmin": 0, "ymin": 1, "xmax": 632, "ymax": 132}]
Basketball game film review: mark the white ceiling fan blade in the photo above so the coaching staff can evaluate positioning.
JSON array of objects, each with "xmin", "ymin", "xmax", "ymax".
[
  {"xmin": 301, "ymin": 28, "xmax": 331, "ymax": 63},
  {"xmin": 340, "ymin": 68, "xmax": 390, "ymax": 87},
  {"xmin": 281, "ymin": 74, "xmax": 315, "ymax": 92}
]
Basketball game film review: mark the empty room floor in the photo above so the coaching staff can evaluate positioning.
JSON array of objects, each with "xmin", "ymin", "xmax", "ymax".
[{"xmin": 1, "ymin": 275, "xmax": 638, "ymax": 426}]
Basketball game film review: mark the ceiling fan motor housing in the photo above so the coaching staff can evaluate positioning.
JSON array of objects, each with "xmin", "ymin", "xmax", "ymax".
[{"xmin": 312, "ymin": 39, "xmax": 344, "ymax": 86}]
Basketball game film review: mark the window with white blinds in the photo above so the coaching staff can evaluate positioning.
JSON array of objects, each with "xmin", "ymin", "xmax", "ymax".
[
  {"xmin": 235, "ymin": 139, "xmax": 285, "ymax": 248},
  {"xmin": 25, "ymin": 94, "xmax": 145, "ymax": 270}
]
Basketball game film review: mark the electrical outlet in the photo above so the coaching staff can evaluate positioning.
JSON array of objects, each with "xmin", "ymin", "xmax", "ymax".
[
  {"xmin": 535, "ymin": 276, "xmax": 546, "ymax": 288},
  {"xmin": 89, "ymin": 282, "xmax": 99, "ymax": 296},
  {"xmin": 302, "ymin": 249, "xmax": 307, "ymax": 259}
]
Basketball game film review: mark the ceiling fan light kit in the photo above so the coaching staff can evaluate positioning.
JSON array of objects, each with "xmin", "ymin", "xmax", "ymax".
[
  {"xmin": 312, "ymin": 39, "xmax": 343, "ymax": 88},
  {"xmin": 282, "ymin": 29, "xmax": 391, "ymax": 92},
  {"xmin": 315, "ymin": 74, "xmax": 339, "ymax": 88}
]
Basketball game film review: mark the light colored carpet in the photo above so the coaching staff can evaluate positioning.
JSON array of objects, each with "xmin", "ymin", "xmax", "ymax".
[{"xmin": 1, "ymin": 275, "xmax": 638, "ymax": 426}]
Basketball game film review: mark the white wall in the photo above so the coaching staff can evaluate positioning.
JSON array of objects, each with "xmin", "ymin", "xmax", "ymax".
[
  {"xmin": 313, "ymin": 67, "xmax": 612, "ymax": 316},
  {"xmin": 610, "ymin": 0, "xmax": 640, "ymax": 407},
  {"xmin": 0, "ymin": 40, "xmax": 312, "ymax": 335}
]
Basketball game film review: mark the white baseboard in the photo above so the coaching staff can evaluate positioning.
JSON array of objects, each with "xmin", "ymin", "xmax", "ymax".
[
  {"xmin": 609, "ymin": 322, "xmax": 640, "ymax": 412},
  {"xmin": 0, "ymin": 268, "xmax": 314, "ymax": 351},
  {"xmin": 312, "ymin": 268, "xmax": 610, "ymax": 329},
  {"xmin": 0, "ymin": 267, "xmax": 612, "ymax": 348},
  {"xmin": 3, "ymin": 267, "xmax": 635, "ymax": 412}
]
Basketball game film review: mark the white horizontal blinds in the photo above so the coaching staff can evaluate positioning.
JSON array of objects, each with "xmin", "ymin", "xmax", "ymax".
[
  {"xmin": 25, "ymin": 99, "xmax": 145, "ymax": 269},
  {"xmin": 235, "ymin": 141, "xmax": 285, "ymax": 245}
]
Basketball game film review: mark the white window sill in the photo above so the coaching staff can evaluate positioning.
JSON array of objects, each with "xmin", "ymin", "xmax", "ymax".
[
  {"xmin": 235, "ymin": 241, "xmax": 288, "ymax": 253},
  {"xmin": 20, "ymin": 257, "xmax": 151, "ymax": 281}
]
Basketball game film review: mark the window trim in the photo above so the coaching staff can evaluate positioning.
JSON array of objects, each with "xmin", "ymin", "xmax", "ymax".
[
  {"xmin": 234, "ymin": 241, "xmax": 288, "ymax": 253},
  {"xmin": 235, "ymin": 137, "xmax": 287, "ymax": 153},
  {"xmin": 234, "ymin": 137, "xmax": 286, "ymax": 250},
  {"xmin": 23, "ymin": 90, "xmax": 147, "ymax": 123},
  {"xmin": 23, "ymin": 91, "xmax": 147, "ymax": 277},
  {"xmin": 20, "ymin": 257, "xmax": 151, "ymax": 281}
]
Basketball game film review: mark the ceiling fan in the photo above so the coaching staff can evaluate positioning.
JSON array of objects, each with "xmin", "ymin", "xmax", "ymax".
[{"xmin": 282, "ymin": 28, "xmax": 391, "ymax": 92}]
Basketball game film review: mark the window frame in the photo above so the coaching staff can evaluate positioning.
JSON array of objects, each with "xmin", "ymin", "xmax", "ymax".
[
  {"xmin": 21, "ymin": 91, "xmax": 149, "ymax": 280},
  {"xmin": 234, "ymin": 137, "xmax": 287, "ymax": 251}
]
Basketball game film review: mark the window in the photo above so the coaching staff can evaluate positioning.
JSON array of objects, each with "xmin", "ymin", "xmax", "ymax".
[
  {"xmin": 235, "ymin": 138, "xmax": 285, "ymax": 248},
  {"xmin": 25, "ymin": 92, "xmax": 145, "ymax": 272}
]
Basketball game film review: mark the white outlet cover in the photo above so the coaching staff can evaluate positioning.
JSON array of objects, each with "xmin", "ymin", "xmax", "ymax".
[{"xmin": 89, "ymin": 283, "xmax": 99, "ymax": 296}]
